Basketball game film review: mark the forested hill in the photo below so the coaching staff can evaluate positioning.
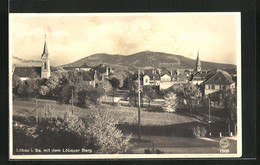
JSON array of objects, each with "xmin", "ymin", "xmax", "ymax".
[{"xmin": 61, "ymin": 51, "xmax": 236, "ymax": 71}]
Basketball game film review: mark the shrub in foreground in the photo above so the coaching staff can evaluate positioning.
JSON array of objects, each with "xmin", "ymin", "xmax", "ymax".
[
  {"xmin": 86, "ymin": 110, "xmax": 134, "ymax": 154},
  {"xmin": 190, "ymin": 125, "xmax": 207, "ymax": 138},
  {"xmin": 13, "ymin": 110, "xmax": 134, "ymax": 154}
]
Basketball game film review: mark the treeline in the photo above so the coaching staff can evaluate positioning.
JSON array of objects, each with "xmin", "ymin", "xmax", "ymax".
[{"xmin": 12, "ymin": 70, "xmax": 118, "ymax": 108}]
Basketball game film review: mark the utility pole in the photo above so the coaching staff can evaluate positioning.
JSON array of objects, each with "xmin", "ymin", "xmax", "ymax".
[
  {"xmin": 35, "ymin": 98, "xmax": 38, "ymax": 124},
  {"xmin": 138, "ymin": 69, "xmax": 141, "ymax": 140},
  {"xmin": 208, "ymin": 97, "xmax": 211, "ymax": 136},
  {"xmin": 71, "ymin": 89, "xmax": 74, "ymax": 114}
]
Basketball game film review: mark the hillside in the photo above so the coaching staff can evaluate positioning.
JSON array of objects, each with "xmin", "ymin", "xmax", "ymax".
[{"xmin": 61, "ymin": 51, "xmax": 236, "ymax": 71}]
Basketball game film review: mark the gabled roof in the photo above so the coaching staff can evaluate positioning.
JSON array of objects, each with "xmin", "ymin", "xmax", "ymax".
[
  {"xmin": 161, "ymin": 73, "xmax": 171, "ymax": 77},
  {"xmin": 14, "ymin": 67, "xmax": 41, "ymax": 78},
  {"xmin": 80, "ymin": 63, "xmax": 91, "ymax": 68},
  {"xmin": 141, "ymin": 69, "xmax": 160, "ymax": 80},
  {"xmin": 151, "ymin": 74, "xmax": 160, "ymax": 80},
  {"xmin": 143, "ymin": 69, "xmax": 156, "ymax": 76},
  {"xmin": 172, "ymin": 74, "xmax": 188, "ymax": 81},
  {"xmin": 160, "ymin": 70, "xmax": 171, "ymax": 76},
  {"xmin": 223, "ymin": 68, "xmax": 237, "ymax": 75},
  {"xmin": 193, "ymin": 72, "xmax": 207, "ymax": 78},
  {"xmin": 204, "ymin": 70, "xmax": 234, "ymax": 85}
]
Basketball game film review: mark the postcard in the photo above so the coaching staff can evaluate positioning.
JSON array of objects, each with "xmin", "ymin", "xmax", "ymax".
[{"xmin": 9, "ymin": 13, "xmax": 241, "ymax": 159}]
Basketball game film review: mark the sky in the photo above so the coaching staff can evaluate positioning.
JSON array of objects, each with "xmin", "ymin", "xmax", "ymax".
[{"xmin": 9, "ymin": 13, "xmax": 240, "ymax": 66}]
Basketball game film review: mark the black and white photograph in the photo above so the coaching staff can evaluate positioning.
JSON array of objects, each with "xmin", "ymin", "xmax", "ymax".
[{"xmin": 9, "ymin": 13, "xmax": 241, "ymax": 159}]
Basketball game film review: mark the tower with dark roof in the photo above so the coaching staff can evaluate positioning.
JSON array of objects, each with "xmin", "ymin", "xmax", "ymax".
[
  {"xmin": 195, "ymin": 50, "xmax": 201, "ymax": 72},
  {"xmin": 41, "ymin": 35, "xmax": 51, "ymax": 79}
]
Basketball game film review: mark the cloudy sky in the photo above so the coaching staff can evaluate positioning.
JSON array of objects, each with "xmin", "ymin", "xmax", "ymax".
[{"xmin": 9, "ymin": 13, "xmax": 240, "ymax": 66}]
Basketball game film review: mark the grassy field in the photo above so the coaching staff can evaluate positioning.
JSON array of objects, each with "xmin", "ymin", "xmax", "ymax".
[
  {"xmin": 13, "ymin": 98, "xmax": 200, "ymax": 126},
  {"xmin": 12, "ymin": 98, "xmax": 237, "ymax": 154}
]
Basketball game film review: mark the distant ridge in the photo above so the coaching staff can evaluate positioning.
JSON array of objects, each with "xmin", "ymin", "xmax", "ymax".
[{"xmin": 61, "ymin": 51, "xmax": 236, "ymax": 71}]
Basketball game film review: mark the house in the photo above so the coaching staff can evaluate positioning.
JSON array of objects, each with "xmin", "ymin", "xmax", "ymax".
[
  {"xmin": 82, "ymin": 70, "xmax": 100, "ymax": 88},
  {"xmin": 13, "ymin": 35, "xmax": 51, "ymax": 80},
  {"xmin": 92, "ymin": 64, "xmax": 112, "ymax": 79},
  {"xmin": 159, "ymin": 71, "xmax": 172, "ymax": 90},
  {"xmin": 138, "ymin": 69, "xmax": 189, "ymax": 90},
  {"xmin": 13, "ymin": 66, "xmax": 41, "ymax": 81},
  {"xmin": 223, "ymin": 68, "xmax": 237, "ymax": 77},
  {"xmin": 159, "ymin": 69, "xmax": 189, "ymax": 90},
  {"xmin": 203, "ymin": 69, "xmax": 235, "ymax": 95},
  {"xmin": 142, "ymin": 69, "xmax": 160, "ymax": 86},
  {"xmin": 78, "ymin": 63, "xmax": 92, "ymax": 71},
  {"xmin": 191, "ymin": 71, "xmax": 207, "ymax": 85}
]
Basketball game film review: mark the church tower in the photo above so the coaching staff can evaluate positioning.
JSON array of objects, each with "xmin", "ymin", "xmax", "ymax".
[
  {"xmin": 41, "ymin": 35, "xmax": 51, "ymax": 79},
  {"xmin": 195, "ymin": 50, "xmax": 201, "ymax": 72}
]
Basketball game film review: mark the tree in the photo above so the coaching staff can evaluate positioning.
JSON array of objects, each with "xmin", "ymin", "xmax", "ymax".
[
  {"xmin": 87, "ymin": 87, "xmax": 105, "ymax": 105},
  {"xmin": 170, "ymin": 83, "xmax": 201, "ymax": 111},
  {"xmin": 163, "ymin": 92, "xmax": 178, "ymax": 112},
  {"xmin": 128, "ymin": 80, "xmax": 138, "ymax": 106},
  {"xmin": 110, "ymin": 69, "xmax": 128, "ymax": 88},
  {"xmin": 86, "ymin": 109, "xmax": 133, "ymax": 153},
  {"xmin": 39, "ymin": 85, "xmax": 49, "ymax": 96},
  {"xmin": 60, "ymin": 84, "xmax": 76, "ymax": 104},
  {"xmin": 109, "ymin": 77, "xmax": 120, "ymax": 89},
  {"xmin": 99, "ymin": 80, "xmax": 113, "ymax": 102},
  {"xmin": 122, "ymin": 77, "xmax": 131, "ymax": 89},
  {"xmin": 143, "ymin": 86, "xmax": 157, "ymax": 107},
  {"xmin": 12, "ymin": 74, "xmax": 22, "ymax": 96},
  {"xmin": 23, "ymin": 79, "xmax": 39, "ymax": 98},
  {"xmin": 182, "ymin": 83, "xmax": 201, "ymax": 111},
  {"xmin": 45, "ymin": 76, "xmax": 59, "ymax": 89},
  {"xmin": 222, "ymin": 89, "xmax": 237, "ymax": 135},
  {"xmin": 109, "ymin": 77, "xmax": 120, "ymax": 104},
  {"xmin": 67, "ymin": 70, "xmax": 83, "ymax": 85}
]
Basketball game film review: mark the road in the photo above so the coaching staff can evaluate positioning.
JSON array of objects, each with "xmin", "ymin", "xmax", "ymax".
[{"xmin": 131, "ymin": 134, "xmax": 237, "ymax": 154}]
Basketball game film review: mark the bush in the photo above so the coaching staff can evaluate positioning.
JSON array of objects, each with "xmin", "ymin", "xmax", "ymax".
[
  {"xmin": 13, "ymin": 110, "xmax": 134, "ymax": 154},
  {"xmin": 34, "ymin": 112, "xmax": 90, "ymax": 149},
  {"xmin": 13, "ymin": 121, "xmax": 38, "ymax": 149},
  {"xmin": 86, "ymin": 109, "xmax": 134, "ymax": 154},
  {"xmin": 163, "ymin": 92, "xmax": 178, "ymax": 112},
  {"xmin": 190, "ymin": 125, "xmax": 207, "ymax": 138}
]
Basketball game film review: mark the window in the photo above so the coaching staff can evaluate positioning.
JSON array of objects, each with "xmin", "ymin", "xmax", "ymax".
[
  {"xmin": 145, "ymin": 79, "xmax": 148, "ymax": 83},
  {"xmin": 212, "ymin": 85, "xmax": 215, "ymax": 89},
  {"xmin": 44, "ymin": 62, "xmax": 47, "ymax": 69}
]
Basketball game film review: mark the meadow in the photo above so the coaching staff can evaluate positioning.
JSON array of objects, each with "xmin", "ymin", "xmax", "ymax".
[{"xmin": 12, "ymin": 98, "xmax": 237, "ymax": 154}]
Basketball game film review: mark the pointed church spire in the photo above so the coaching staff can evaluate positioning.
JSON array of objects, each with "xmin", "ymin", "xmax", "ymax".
[
  {"xmin": 41, "ymin": 34, "xmax": 48, "ymax": 58},
  {"xmin": 195, "ymin": 50, "xmax": 201, "ymax": 72},
  {"xmin": 196, "ymin": 50, "xmax": 201, "ymax": 66},
  {"xmin": 41, "ymin": 34, "xmax": 51, "ymax": 79}
]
